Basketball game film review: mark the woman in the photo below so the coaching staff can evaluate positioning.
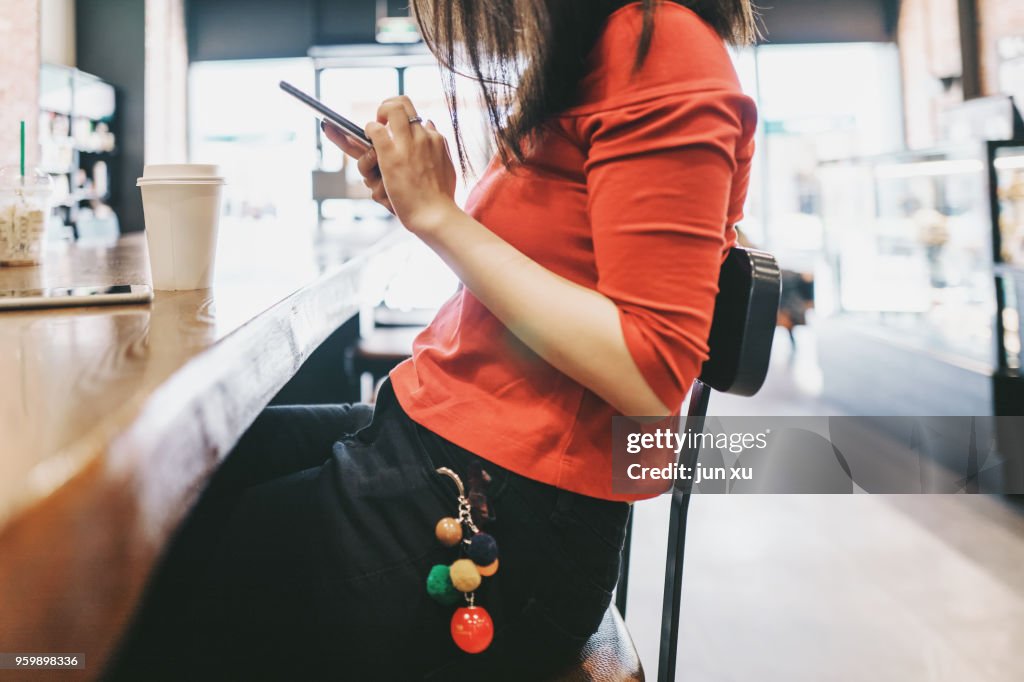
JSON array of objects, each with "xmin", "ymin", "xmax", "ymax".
[{"xmin": 109, "ymin": 1, "xmax": 757, "ymax": 680}]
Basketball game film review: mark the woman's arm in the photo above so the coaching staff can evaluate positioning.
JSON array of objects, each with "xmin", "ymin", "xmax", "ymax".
[
  {"xmin": 418, "ymin": 201, "xmax": 672, "ymax": 418},
  {"xmin": 326, "ymin": 100, "xmax": 670, "ymax": 417}
]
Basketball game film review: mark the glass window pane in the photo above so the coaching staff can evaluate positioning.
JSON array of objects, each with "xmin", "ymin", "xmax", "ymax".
[
  {"xmin": 189, "ymin": 58, "xmax": 318, "ymax": 222},
  {"xmin": 403, "ymin": 65, "xmax": 495, "ymax": 201},
  {"xmin": 318, "ymin": 67, "xmax": 399, "ymax": 175},
  {"xmin": 752, "ymin": 42, "xmax": 904, "ymax": 270}
]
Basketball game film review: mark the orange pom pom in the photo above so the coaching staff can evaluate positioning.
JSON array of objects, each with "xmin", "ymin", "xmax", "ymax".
[{"xmin": 476, "ymin": 559, "xmax": 499, "ymax": 577}]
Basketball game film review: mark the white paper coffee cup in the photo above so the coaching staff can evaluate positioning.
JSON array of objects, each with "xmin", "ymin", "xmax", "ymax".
[{"xmin": 138, "ymin": 164, "xmax": 226, "ymax": 291}]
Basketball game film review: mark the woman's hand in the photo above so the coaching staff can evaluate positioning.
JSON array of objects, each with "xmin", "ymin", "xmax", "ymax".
[
  {"xmin": 366, "ymin": 96, "xmax": 459, "ymax": 236},
  {"xmin": 321, "ymin": 121, "xmax": 394, "ymax": 215},
  {"xmin": 322, "ymin": 96, "xmax": 459, "ymax": 237}
]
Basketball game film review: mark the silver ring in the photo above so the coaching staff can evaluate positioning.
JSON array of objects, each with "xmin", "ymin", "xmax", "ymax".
[{"xmin": 408, "ymin": 116, "xmax": 423, "ymax": 125}]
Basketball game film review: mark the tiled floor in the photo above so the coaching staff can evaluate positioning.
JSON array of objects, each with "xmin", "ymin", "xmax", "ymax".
[{"xmin": 620, "ymin": 327, "xmax": 1024, "ymax": 681}]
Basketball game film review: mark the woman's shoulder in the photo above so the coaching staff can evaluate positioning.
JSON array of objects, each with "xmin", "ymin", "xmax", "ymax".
[{"xmin": 569, "ymin": 1, "xmax": 744, "ymax": 115}]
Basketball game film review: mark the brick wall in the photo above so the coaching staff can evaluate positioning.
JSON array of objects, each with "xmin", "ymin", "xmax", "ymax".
[
  {"xmin": 899, "ymin": 0, "xmax": 963, "ymax": 148},
  {"xmin": 0, "ymin": 0, "xmax": 40, "ymax": 168},
  {"xmin": 978, "ymin": 0, "xmax": 1024, "ymax": 96}
]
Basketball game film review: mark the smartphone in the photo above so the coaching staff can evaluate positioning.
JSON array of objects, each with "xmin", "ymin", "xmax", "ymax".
[
  {"xmin": 0, "ymin": 284, "xmax": 153, "ymax": 311},
  {"xmin": 279, "ymin": 80, "xmax": 372, "ymax": 152}
]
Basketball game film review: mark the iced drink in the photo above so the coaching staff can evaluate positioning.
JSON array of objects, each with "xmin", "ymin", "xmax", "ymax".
[{"xmin": 0, "ymin": 167, "xmax": 53, "ymax": 266}]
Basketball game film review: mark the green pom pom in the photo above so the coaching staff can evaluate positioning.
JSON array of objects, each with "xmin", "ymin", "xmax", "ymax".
[{"xmin": 426, "ymin": 564, "xmax": 461, "ymax": 606}]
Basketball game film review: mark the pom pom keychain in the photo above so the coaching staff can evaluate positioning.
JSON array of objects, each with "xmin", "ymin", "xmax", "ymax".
[{"xmin": 426, "ymin": 466, "xmax": 499, "ymax": 654}]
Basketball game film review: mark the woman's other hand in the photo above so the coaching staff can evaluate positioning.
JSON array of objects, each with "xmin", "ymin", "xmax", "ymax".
[
  {"xmin": 365, "ymin": 96, "xmax": 459, "ymax": 237},
  {"xmin": 321, "ymin": 120, "xmax": 395, "ymax": 215}
]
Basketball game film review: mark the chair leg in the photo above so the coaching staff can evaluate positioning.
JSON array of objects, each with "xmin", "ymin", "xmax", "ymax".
[
  {"xmin": 657, "ymin": 381, "xmax": 711, "ymax": 682},
  {"xmin": 615, "ymin": 506, "xmax": 634, "ymax": 617}
]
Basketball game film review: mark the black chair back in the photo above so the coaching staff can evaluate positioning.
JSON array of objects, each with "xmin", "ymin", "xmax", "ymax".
[
  {"xmin": 614, "ymin": 246, "xmax": 781, "ymax": 682},
  {"xmin": 700, "ymin": 247, "xmax": 782, "ymax": 396}
]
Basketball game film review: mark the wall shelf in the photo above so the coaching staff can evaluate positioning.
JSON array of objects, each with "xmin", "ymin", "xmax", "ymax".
[{"xmin": 39, "ymin": 63, "xmax": 118, "ymax": 239}]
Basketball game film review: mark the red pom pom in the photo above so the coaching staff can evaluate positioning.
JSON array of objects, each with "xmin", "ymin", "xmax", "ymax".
[{"xmin": 450, "ymin": 606, "xmax": 494, "ymax": 654}]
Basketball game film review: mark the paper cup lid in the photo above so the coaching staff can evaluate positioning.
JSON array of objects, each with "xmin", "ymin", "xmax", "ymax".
[
  {"xmin": 137, "ymin": 177, "xmax": 226, "ymax": 186},
  {"xmin": 142, "ymin": 164, "xmax": 221, "ymax": 179}
]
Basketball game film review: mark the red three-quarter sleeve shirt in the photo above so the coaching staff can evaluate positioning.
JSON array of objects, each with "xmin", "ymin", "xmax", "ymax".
[{"xmin": 391, "ymin": 2, "xmax": 758, "ymax": 501}]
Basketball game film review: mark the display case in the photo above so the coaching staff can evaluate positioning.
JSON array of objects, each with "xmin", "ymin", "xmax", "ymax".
[
  {"xmin": 815, "ymin": 139, "xmax": 1024, "ymax": 415},
  {"xmin": 819, "ymin": 144, "xmax": 997, "ymax": 368},
  {"xmin": 991, "ymin": 140, "xmax": 1024, "ymax": 413}
]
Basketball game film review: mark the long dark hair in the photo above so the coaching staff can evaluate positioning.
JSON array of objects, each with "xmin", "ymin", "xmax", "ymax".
[{"xmin": 411, "ymin": 0, "xmax": 757, "ymax": 170}]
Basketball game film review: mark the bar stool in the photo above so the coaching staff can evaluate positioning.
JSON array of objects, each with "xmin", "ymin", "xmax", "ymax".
[
  {"xmin": 345, "ymin": 305, "xmax": 433, "ymax": 401},
  {"xmin": 549, "ymin": 246, "xmax": 781, "ymax": 682}
]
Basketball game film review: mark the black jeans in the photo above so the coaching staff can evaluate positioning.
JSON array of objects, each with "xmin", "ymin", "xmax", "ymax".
[{"xmin": 106, "ymin": 380, "xmax": 629, "ymax": 681}]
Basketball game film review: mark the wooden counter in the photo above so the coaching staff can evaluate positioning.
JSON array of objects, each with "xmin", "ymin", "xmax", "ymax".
[{"xmin": 0, "ymin": 218, "xmax": 404, "ymax": 679}]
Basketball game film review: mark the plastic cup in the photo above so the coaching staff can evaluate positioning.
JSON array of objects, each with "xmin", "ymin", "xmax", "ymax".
[
  {"xmin": 0, "ymin": 167, "xmax": 54, "ymax": 266},
  {"xmin": 137, "ymin": 164, "xmax": 226, "ymax": 291}
]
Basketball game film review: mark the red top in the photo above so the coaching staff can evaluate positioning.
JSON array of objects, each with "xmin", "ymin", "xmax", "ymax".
[{"xmin": 391, "ymin": 2, "xmax": 757, "ymax": 501}]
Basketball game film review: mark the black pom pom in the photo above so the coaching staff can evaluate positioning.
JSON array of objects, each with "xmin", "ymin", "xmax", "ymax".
[{"xmin": 468, "ymin": 532, "xmax": 499, "ymax": 566}]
